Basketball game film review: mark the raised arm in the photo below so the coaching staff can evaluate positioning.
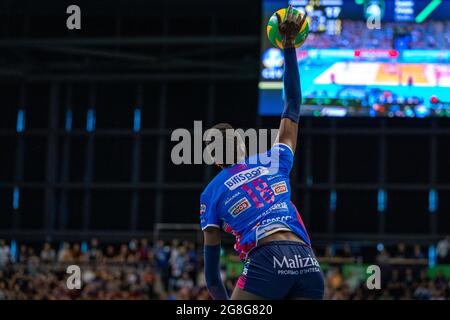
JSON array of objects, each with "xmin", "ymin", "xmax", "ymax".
[
  {"xmin": 275, "ymin": 6, "xmax": 307, "ymax": 153},
  {"xmin": 203, "ymin": 227, "xmax": 229, "ymax": 300}
]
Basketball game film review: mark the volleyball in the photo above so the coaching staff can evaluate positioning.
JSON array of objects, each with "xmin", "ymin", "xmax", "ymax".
[{"xmin": 266, "ymin": 7, "xmax": 310, "ymax": 49}]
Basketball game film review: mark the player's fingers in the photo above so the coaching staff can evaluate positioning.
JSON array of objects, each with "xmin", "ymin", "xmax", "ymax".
[
  {"xmin": 299, "ymin": 11, "xmax": 307, "ymax": 27},
  {"xmin": 286, "ymin": 5, "xmax": 293, "ymax": 21},
  {"xmin": 276, "ymin": 12, "xmax": 282, "ymax": 28},
  {"xmin": 293, "ymin": 12, "xmax": 300, "ymax": 25},
  {"xmin": 296, "ymin": 11, "xmax": 303, "ymax": 24}
]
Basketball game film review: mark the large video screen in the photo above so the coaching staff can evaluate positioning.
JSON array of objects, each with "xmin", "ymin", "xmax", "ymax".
[{"xmin": 259, "ymin": 0, "xmax": 450, "ymax": 117}]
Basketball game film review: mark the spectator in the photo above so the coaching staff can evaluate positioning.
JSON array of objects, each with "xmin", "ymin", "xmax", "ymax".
[
  {"xmin": 414, "ymin": 281, "xmax": 432, "ymax": 300},
  {"xmin": 57, "ymin": 242, "xmax": 73, "ymax": 262},
  {"xmin": 437, "ymin": 236, "xmax": 450, "ymax": 264},
  {"xmin": 116, "ymin": 244, "xmax": 130, "ymax": 263},
  {"xmin": 40, "ymin": 242, "xmax": 56, "ymax": 263},
  {"xmin": 138, "ymin": 239, "xmax": 150, "ymax": 262},
  {"xmin": 412, "ymin": 245, "xmax": 425, "ymax": 260},
  {"xmin": 154, "ymin": 240, "xmax": 170, "ymax": 289},
  {"xmin": 326, "ymin": 267, "xmax": 344, "ymax": 291},
  {"xmin": 395, "ymin": 243, "xmax": 407, "ymax": 259},
  {"xmin": 0, "ymin": 240, "xmax": 10, "ymax": 269},
  {"xmin": 344, "ymin": 270, "xmax": 360, "ymax": 292},
  {"xmin": 0, "ymin": 281, "xmax": 6, "ymax": 300},
  {"xmin": 169, "ymin": 245, "xmax": 187, "ymax": 289},
  {"xmin": 87, "ymin": 238, "xmax": 102, "ymax": 263},
  {"xmin": 18, "ymin": 245, "xmax": 28, "ymax": 263},
  {"xmin": 26, "ymin": 248, "xmax": 40, "ymax": 276},
  {"xmin": 341, "ymin": 244, "xmax": 353, "ymax": 258},
  {"xmin": 155, "ymin": 240, "xmax": 170, "ymax": 269},
  {"xmin": 174, "ymin": 272, "xmax": 194, "ymax": 291},
  {"xmin": 404, "ymin": 268, "xmax": 415, "ymax": 287},
  {"xmin": 387, "ymin": 269, "xmax": 404, "ymax": 299},
  {"xmin": 71, "ymin": 243, "xmax": 84, "ymax": 263},
  {"xmin": 324, "ymin": 245, "xmax": 335, "ymax": 258},
  {"xmin": 186, "ymin": 242, "xmax": 197, "ymax": 277},
  {"xmin": 104, "ymin": 245, "xmax": 116, "ymax": 262},
  {"xmin": 129, "ymin": 238, "xmax": 139, "ymax": 257},
  {"xmin": 376, "ymin": 248, "xmax": 390, "ymax": 265}
]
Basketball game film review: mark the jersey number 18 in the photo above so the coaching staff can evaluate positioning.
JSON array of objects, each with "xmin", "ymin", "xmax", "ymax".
[{"xmin": 241, "ymin": 178, "xmax": 275, "ymax": 209}]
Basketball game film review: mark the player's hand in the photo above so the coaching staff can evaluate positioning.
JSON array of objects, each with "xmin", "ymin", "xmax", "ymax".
[{"xmin": 276, "ymin": 5, "xmax": 307, "ymax": 48}]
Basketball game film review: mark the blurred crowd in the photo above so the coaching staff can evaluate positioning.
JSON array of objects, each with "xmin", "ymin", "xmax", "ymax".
[
  {"xmin": 0, "ymin": 237, "xmax": 449, "ymax": 300},
  {"xmin": 0, "ymin": 238, "xmax": 206, "ymax": 300},
  {"xmin": 325, "ymin": 266, "xmax": 449, "ymax": 300},
  {"xmin": 303, "ymin": 20, "xmax": 450, "ymax": 50},
  {"xmin": 324, "ymin": 239, "xmax": 450, "ymax": 300}
]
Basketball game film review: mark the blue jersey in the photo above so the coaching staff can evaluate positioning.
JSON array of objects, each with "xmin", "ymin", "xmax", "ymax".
[{"xmin": 200, "ymin": 143, "xmax": 311, "ymax": 260}]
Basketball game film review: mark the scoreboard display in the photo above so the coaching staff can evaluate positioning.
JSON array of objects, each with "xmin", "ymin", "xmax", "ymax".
[
  {"xmin": 394, "ymin": 0, "xmax": 415, "ymax": 22},
  {"xmin": 289, "ymin": 0, "xmax": 343, "ymax": 35},
  {"xmin": 259, "ymin": 0, "xmax": 450, "ymax": 118},
  {"xmin": 285, "ymin": 1, "xmax": 450, "ymax": 27}
]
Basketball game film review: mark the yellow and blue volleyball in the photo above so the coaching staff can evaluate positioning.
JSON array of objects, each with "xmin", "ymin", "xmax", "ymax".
[{"xmin": 266, "ymin": 8, "xmax": 309, "ymax": 49}]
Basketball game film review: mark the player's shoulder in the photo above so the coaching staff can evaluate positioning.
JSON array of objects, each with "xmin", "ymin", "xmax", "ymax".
[
  {"xmin": 270, "ymin": 142, "xmax": 294, "ymax": 156},
  {"xmin": 200, "ymin": 169, "xmax": 230, "ymax": 199},
  {"xmin": 246, "ymin": 143, "xmax": 294, "ymax": 162},
  {"xmin": 241, "ymin": 143, "xmax": 294, "ymax": 167}
]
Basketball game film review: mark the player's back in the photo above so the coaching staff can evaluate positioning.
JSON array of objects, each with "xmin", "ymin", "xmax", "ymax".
[{"xmin": 200, "ymin": 143, "xmax": 310, "ymax": 260}]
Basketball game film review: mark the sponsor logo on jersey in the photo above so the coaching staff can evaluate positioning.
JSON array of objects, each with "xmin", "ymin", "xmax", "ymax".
[
  {"xmin": 224, "ymin": 166, "xmax": 270, "ymax": 190},
  {"xmin": 261, "ymin": 215, "xmax": 291, "ymax": 225},
  {"xmin": 228, "ymin": 197, "xmax": 251, "ymax": 217},
  {"xmin": 247, "ymin": 201, "xmax": 290, "ymax": 229},
  {"xmin": 273, "ymin": 255, "xmax": 320, "ymax": 269},
  {"xmin": 200, "ymin": 204, "xmax": 206, "ymax": 215},
  {"xmin": 267, "ymin": 174, "xmax": 282, "ymax": 181},
  {"xmin": 262, "ymin": 202, "xmax": 288, "ymax": 215},
  {"xmin": 224, "ymin": 192, "xmax": 241, "ymax": 206},
  {"xmin": 271, "ymin": 181, "xmax": 288, "ymax": 195}
]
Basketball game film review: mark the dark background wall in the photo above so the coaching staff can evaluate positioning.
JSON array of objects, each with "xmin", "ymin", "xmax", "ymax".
[{"xmin": 0, "ymin": 0, "xmax": 449, "ymax": 244}]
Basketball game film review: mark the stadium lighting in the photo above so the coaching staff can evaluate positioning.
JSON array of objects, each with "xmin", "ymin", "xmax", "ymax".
[
  {"xmin": 429, "ymin": 189, "xmax": 438, "ymax": 213},
  {"xmin": 133, "ymin": 108, "xmax": 142, "ymax": 132},
  {"xmin": 415, "ymin": 0, "xmax": 442, "ymax": 23},
  {"xmin": 329, "ymin": 190, "xmax": 337, "ymax": 211},
  {"xmin": 428, "ymin": 246, "xmax": 437, "ymax": 268},
  {"xmin": 86, "ymin": 108, "xmax": 96, "ymax": 132},
  {"xmin": 377, "ymin": 189, "xmax": 387, "ymax": 213},
  {"xmin": 65, "ymin": 110, "xmax": 73, "ymax": 131},
  {"xmin": 13, "ymin": 186, "xmax": 20, "ymax": 210},
  {"xmin": 16, "ymin": 109, "xmax": 25, "ymax": 132}
]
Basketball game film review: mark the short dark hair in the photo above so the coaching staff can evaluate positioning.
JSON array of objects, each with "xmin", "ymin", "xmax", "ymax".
[{"xmin": 205, "ymin": 123, "xmax": 239, "ymax": 167}]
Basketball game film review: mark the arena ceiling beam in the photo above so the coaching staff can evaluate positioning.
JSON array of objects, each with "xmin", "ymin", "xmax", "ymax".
[
  {"xmin": 0, "ymin": 36, "xmax": 258, "ymax": 48},
  {"xmin": 25, "ymin": 73, "xmax": 257, "ymax": 82},
  {"xmin": 0, "ymin": 229, "xmax": 444, "ymax": 245},
  {"xmin": 0, "ymin": 35, "xmax": 259, "ymax": 81}
]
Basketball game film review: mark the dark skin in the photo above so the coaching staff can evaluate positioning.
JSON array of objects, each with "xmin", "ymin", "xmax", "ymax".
[
  {"xmin": 204, "ymin": 6, "xmax": 308, "ymax": 299},
  {"xmin": 275, "ymin": 6, "xmax": 307, "ymax": 154},
  {"xmin": 277, "ymin": 5, "xmax": 308, "ymax": 49}
]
